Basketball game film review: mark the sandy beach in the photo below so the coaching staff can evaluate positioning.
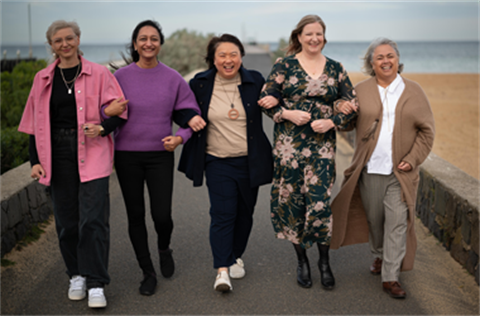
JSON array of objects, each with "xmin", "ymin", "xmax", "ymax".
[{"xmin": 348, "ymin": 72, "xmax": 480, "ymax": 180}]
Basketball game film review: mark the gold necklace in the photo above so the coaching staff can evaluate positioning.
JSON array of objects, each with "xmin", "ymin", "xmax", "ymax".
[
  {"xmin": 218, "ymin": 75, "xmax": 240, "ymax": 120},
  {"xmin": 59, "ymin": 63, "xmax": 81, "ymax": 94}
]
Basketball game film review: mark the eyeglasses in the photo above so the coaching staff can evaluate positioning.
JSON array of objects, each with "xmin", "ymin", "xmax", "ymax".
[{"xmin": 52, "ymin": 35, "xmax": 77, "ymax": 46}]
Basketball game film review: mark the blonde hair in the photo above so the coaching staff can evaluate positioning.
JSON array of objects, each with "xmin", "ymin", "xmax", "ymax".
[
  {"xmin": 286, "ymin": 15, "xmax": 327, "ymax": 56},
  {"xmin": 362, "ymin": 37, "xmax": 404, "ymax": 77},
  {"xmin": 46, "ymin": 20, "xmax": 83, "ymax": 59}
]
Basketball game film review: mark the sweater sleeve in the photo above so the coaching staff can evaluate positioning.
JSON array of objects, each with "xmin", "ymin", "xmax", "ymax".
[
  {"xmin": 173, "ymin": 109, "xmax": 198, "ymax": 128},
  {"xmin": 29, "ymin": 135, "xmax": 40, "ymax": 166},
  {"xmin": 172, "ymin": 78, "xmax": 201, "ymax": 144},
  {"xmin": 400, "ymin": 93, "xmax": 436, "ymax": 169}
]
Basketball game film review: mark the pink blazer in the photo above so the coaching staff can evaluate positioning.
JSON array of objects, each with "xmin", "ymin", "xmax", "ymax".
[{"xmin": 18, "ymin": 56, "xmax": 128, "ymax": 186}]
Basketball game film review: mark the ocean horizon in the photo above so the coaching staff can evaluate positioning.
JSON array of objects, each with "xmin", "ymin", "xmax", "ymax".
[{"xmin": 2, "ymin": 41, "xmax": 478, "ymax": 74}]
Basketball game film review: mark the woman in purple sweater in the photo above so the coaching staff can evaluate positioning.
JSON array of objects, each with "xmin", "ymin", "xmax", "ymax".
[{"xmin": 105, "ymin": 20, "xmax": 204, "ymax": 296}]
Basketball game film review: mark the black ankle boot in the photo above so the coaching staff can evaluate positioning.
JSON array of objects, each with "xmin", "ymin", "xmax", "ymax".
[
  {"xmin": 293, "ymin": 244, "xmax": 312, "ymax": 288},
  {"xmin": 159, "ymin": 248, "xmax": 175, "ymax": 278},
  {"xmin": 317, "ymin": 243, "xmax": 335, "ymax": 290}
]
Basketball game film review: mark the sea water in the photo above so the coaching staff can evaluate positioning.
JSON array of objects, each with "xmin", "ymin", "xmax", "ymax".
[{"xmin": 2, "ymin": 41, "xmax": 478, "ymax": 73}]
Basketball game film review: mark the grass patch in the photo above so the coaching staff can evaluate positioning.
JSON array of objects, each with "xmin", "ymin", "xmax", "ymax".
[
  {"xmin": 1, "ymin": 258, "xmax": 16, "ymax": 267},
  {"xmin": 15, "ymin": 219, "xmax": 51, "ymax": 251}
]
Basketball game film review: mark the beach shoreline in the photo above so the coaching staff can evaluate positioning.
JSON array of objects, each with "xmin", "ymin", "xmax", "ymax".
[{"xmin": 348, "ymin": 72, "xmax": 480, "ymax": 180}]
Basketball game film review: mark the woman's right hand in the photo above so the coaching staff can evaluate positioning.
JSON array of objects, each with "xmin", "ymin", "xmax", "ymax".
[
  {"xmin": 31, "ymin": 164, "xmax": 46, "ymax": 180},
  {"xmin": 188, "ymin": 115, "xmax": 207, "ymax": 132},
  {"xmin": 281, "ymin": 109, "xmax": 311, "ymax": 126},
  {"xmin": 104, "ymin": 97, "xmax": 128, "ymax": 117}
]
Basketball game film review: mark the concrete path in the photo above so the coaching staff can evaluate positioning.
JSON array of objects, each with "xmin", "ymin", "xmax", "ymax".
[{"xmin": 1, "ymin": 47, "xmax": 478, "ymax": 315}]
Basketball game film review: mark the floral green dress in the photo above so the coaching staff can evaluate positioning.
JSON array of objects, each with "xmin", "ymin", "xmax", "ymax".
[{"xmin": 261, "ymin": 55, "xmax": 357, "ymax": 249}]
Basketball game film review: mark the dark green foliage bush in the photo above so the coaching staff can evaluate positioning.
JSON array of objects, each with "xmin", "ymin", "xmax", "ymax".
[
  {"xmin": 1, "ymin": 60, "xmax": 47, "ymax": 174},
  {"xmin": 271, "ymin": 38, "xmax": 288, "ymax": 63},
  {"xmin": 159, "ymin": 29, "xmax": 214, "ymax": 76},
  {"xmin": 1, "ymin": 126, "xmax": 29, "ymax": 173}
]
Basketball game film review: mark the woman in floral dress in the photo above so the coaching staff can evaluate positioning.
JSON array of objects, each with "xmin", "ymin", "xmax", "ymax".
[{"xmin": 258, "ymin": 14, "xmax": 357, "ymax": 290}]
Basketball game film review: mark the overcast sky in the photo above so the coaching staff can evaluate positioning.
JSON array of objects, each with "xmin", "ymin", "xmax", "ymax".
[{"xmin": 1, "ymin": 0, "xmax": 478, "ymax": 45}]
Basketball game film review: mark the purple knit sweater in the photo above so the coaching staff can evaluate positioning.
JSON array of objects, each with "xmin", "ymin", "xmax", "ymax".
[{"xmin": 113, "ymin": 62, "xmax": 200, "ymax": 151}]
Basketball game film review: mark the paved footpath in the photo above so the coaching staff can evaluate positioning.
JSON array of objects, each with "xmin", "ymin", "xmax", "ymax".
[{"xmin": 1, "ymin": 49, "xmax": 479, "ymax": 315}]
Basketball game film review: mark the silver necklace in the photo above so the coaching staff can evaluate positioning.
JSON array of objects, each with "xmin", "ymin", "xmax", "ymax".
[
  {"xmin": 59, "ymin": 63, "xmax": 81, "ymax": 94},
  {"xmin": 218, "ymin": 75, "xmax": 240, "ymax": 120}
]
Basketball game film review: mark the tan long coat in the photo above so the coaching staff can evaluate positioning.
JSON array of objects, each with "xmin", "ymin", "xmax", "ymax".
[{"xmin": 330, "ymin": 76, "xmax": 435, "ymax": 271}]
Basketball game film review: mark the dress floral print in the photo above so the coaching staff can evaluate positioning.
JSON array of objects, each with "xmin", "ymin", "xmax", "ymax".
[{"xmin": 261, "ymin": 55, "xmax": 358, "ymax": 249}]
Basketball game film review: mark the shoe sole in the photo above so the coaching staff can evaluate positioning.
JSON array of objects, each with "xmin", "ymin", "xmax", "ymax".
[
  {"xmin": 68, "ymin": 294, "xmax": 86, "ymax": 301},
  {"xmin": 229, "ymin": 273, "xmax": 245, "ymax": 279},
  {"xmin": 215, "ymin": 284, "xmax": 231, "ymax": 292},
  {"xmin": 383, "ymin": 288, "xmax": 406, "ymax": 299},
  {"xmin": 89, "ymin": 302, "xmax": 107, "ymax": 308},
  {"xmin": 297, "ymin": 281, "xmax": 312, "ymax": 288}
]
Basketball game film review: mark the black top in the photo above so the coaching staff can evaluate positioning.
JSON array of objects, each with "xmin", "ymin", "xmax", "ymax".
[
  {"xmin": 50, "ymin": 64, "xmax": 79, "ymax": 129},
  {"xmin": 29, "ymin": 63, "xmax": 126, "ymax": 166}
]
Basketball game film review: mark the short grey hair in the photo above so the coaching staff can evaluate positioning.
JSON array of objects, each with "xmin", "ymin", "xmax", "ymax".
[
  {"xmin": 46, "ymin": 20, "xmax": 83, "ymax": 59},
  {"xmin": 362, "ymin": 37, "xmax": 404, "ymax": 77}
]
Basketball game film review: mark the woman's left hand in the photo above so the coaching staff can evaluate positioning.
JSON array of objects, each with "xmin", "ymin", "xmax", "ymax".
[
  {"xmin": 162, "ymin": 135, "xmax": 183, "ymax": 152},
  {"xmin": 397, "ymin": 161, "xmax": 412, "ymax": 172},
  {"xmin": 82, "ymin": 123, "xmax": 101, "ymax": 138},
  {"xmin": 310, "ymin": 119, "xmax": 335, "ymax": 133},
  {"xmin": 258, "ymin": 95, "xmax": 279, "ymax": 109}
]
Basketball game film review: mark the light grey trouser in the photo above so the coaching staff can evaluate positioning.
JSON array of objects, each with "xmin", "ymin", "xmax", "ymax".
[{"xmin": 359, "ymin": 168, "xmax": 408, "ymax": 282}]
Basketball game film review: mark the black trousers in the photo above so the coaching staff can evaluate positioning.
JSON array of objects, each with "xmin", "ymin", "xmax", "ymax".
[
  {"xmin": 114, "ymin": 150, "xmax": 174, "ymax": 275},
  {"xmin": 50, "ymin": 128, "xmax": 110, "ymax": 289},
  {"xmin": 205, "ymin": 154, "xmax": 259, "ymax": 269}
]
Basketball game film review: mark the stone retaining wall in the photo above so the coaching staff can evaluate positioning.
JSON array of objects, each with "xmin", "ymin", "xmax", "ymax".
[
  {"xmin": 339, "ymin": 131, "xmax": 480, "ymax": 284},
  {"xmin": 1, "ymin": 162, "xmax": 53, "ymax": 257}
]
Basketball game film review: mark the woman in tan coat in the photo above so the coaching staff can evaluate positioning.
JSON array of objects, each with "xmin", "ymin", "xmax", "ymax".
[{"xmin": 330, "ymin": 38, "xmax": 435, "ymax": 299}]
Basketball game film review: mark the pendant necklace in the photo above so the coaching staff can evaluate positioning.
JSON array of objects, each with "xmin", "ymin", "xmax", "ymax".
[
  {"xmin": 219, "ymin": 76, "xmax": 240, "ymax": 120},
  {"xmin": 59, "ymin": 63, "xmax": 81, "ymax": 94}
]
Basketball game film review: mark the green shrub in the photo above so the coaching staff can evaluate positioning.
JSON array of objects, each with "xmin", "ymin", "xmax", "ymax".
[
  {"xmin": 1, "ymin": 60, "xmax": 46, "ymax": 174},
  {"xmin": 159, "ymin": 29, "xmax": 214, "ymax": 75},
  {"xmin": 271, "ymin": 38, "xmax": 288, "ymax": 63},
  {"xmin": 1, "ymin": 126, "xmax": 29, "ymax": 173}
]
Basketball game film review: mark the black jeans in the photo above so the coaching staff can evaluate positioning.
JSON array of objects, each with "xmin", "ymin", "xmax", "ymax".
[
  {"xmin": 205, "ymin": 154, "xmax": 259, "ymax": 269},
  {"xmin": 114, "ymin": 150, "xmax": 174, "ymax": 275},
  {"xmin": 50, "ymin": 128, "xmax": 110, "ymax": 289}
]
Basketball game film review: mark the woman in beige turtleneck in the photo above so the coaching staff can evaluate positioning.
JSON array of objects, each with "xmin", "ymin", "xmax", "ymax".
[{"xmin": 179, "ymin": 34, "xmax": 273, "ymax": 292}]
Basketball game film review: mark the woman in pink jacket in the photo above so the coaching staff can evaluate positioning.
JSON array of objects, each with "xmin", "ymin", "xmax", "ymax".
[{"xmin": 18, "ymin": 20, "xmax": 127, "ymax": 309}]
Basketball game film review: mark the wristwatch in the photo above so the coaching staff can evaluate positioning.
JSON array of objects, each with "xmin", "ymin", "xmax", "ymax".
[{"xmin": 98, "ymin": 125, "xmax": 105, "ymax": 136}]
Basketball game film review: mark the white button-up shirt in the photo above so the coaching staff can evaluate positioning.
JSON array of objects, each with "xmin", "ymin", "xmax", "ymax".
[{"xmin": 366, "ymin": 73, "xmax": 405, "ymax": 175}]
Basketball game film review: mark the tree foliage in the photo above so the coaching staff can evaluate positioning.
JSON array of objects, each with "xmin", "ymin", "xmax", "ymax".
[
  {"xmin": 159, "ymin": 29, "xmax": 214, "ymax": 75},
  {"xmin": 1, "ymin": 60, "xmax": 46, "ymax": 174},
  {"xmin": 271, "ymin": 38, "xmax": 289, "ymax": 63}
]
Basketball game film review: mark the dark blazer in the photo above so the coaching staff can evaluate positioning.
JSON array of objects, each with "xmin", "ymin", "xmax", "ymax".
[{"xmin": 178, "ymin": 66, "xmax": 273, "ymax": 188}]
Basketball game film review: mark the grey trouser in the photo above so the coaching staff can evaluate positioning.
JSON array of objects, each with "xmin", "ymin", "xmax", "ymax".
[{"xmin": 359, "ymin": 168, "xmax": 408, "ymax": 282}]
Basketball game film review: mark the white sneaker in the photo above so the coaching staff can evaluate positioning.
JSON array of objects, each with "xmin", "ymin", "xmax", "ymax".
[
  {"xmin": 88, "ymin": 288, "xmax": 107, "ymax": 308},
  {"xmin": 214, "ymin": 271, "xmax": 232, "ymax": 292},
  {"xmin": 68, "ymin": 275, "xmax": 86, "ymax": 300},
  {"xmin": 229, "ymin": 258, "xmax": 246, "ymax": 279}
]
